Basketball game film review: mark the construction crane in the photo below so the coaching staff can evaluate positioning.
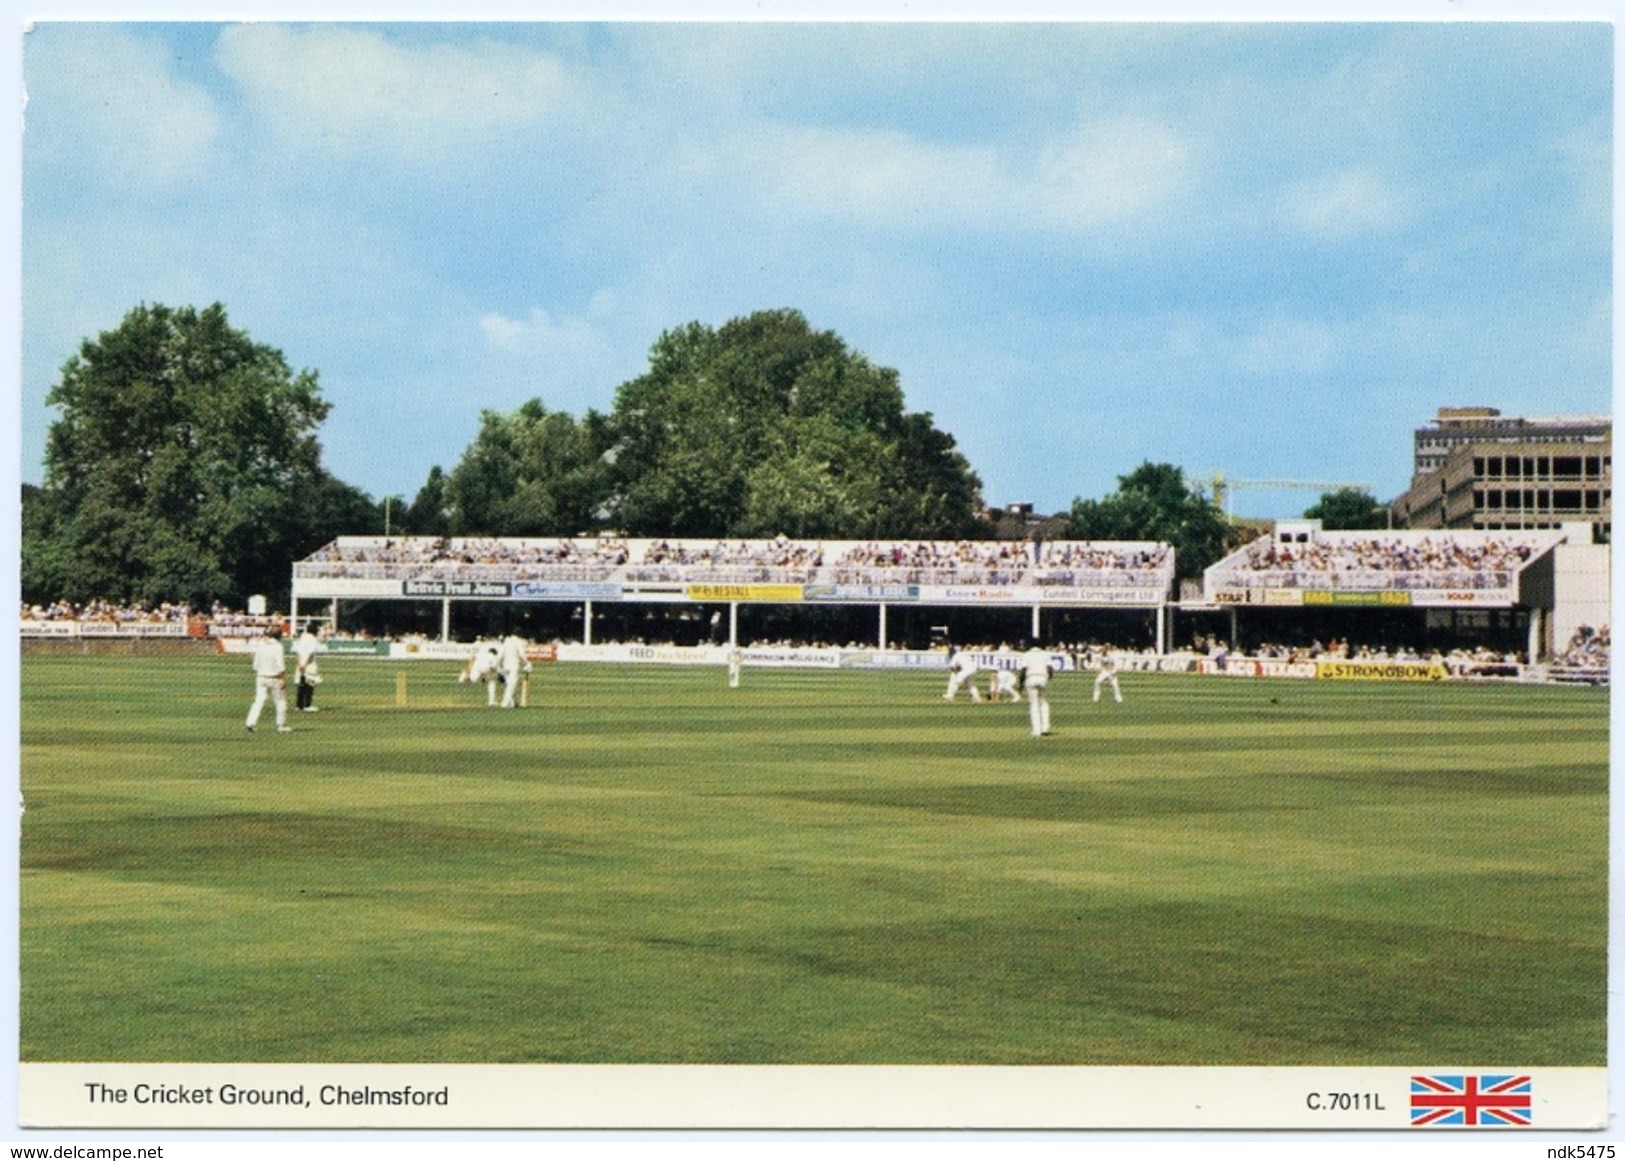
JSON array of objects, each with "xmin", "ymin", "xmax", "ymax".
[{"xmin": 1197, "ymin": 472, "xmax": 1373, "ymax": 517}]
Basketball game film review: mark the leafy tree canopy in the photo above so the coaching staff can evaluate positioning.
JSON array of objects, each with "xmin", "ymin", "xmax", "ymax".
[
  {"xmin": 605, "ymin": 308, "xmax": 983, "ymax": 538},
  {"xmin": 397, "ymin": 465, "xmax": 452, "ymax": 538},
  {"xmin": 1067, "ymin": 462, "xmax": 1236, "ymax": 579},
  {"xmin": 434, "ymin": 400, "xmax": 615, "ymax": 537},
  {"xmin": 24, "ymin": 302, "xmax": 371, "ymax": 607},
  {"xmin": 1304, "ymin": 487, "xmax": 1391, "ymax": 530}
]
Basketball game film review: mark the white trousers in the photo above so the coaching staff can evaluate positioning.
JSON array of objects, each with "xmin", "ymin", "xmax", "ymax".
[
  {"xmin": 945, "ymin": 671, "xmax": 979, "ymax": 701},
  {"xmin": 247, "ymin": 676, "xmax": 287, "ymax": 729},
  {"xmin": 1093, "ymin": 672, "xmax": 1122, "ymax": 703},
  {"xmin": 1027, "ymin": 682, "xmax": 1050, "ymax": 736},
  {"xmin": 500, "ymin": 665, "xmax": 522, "ymax": 707}
]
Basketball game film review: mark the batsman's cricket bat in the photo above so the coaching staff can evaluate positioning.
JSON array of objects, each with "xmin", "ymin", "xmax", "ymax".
[{"xmin": 521, "ymin": 676, "xmax": 529, "ymax": 708}]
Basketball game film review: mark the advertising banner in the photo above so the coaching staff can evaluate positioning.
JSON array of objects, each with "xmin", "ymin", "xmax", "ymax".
[
  {"xmin": 803, "ymin": 584, "xmax": 920, "ymax": 602},
  {"xmin": 685, "ymin": 584, "xmax": 804, "ymax": 603},
  {"xmin": 1200, "ymin": 658, "xmax": 1261, "ymax": 677},
  {"xmin": 1119, "ymin": 654, "xmax": 1200, "ymax": 674},
  {"xmin": 511, "ymin": 582, "xmax": 623, "ymax": 601},
  {"xmin": 917, "ymin": 585, "xmax": 1170, "ymax": 607},
  {"xmin": 292, "ymin": 577, "xmax": 404, "ymax": 599},
  {"xmin": 1302, "ymin": 590, "xmax": 1413, "ymax": 608},
  {"xmin": 558, "ymin": 643, "xmax": 721, "ymax": 666},
  {"xmin": 209, "ymin": 622, "xmax": 282, "ymax": 639},
  {"xmin": 19, "ymin": 621, "xmax": 80, "ymax": 637},
  {"xmin": 321, "ymin": 639, "xmax": 391, "ymax": 656},
  {"xmin": 1210, "ymin": 588, "xmax": 1307, "ymax": 607},
  {"xmin": 393, "ymin": 640, "xmax": 480, "ymax": 661},
  {"xmin": 958, "ymin": 650, "xmax": 1075, "ymax": 672},
  {"xmin": 210, "ymin": 625, "xmax": 257, "ymax": 640},
  {"xmin": 855, "ymin": 650, "xmax": 950, "ymax": 670},
  {"xmin": 1257, "ymin": 659, "xmax": 1319, "ymax": 679},
  {"xmin": 1410, "ymin": 589, "xmax": 1515, "ymax": 608},
  {"xmin": 925, "ymin": 586, "xmax": 1024, "ymax": 604},
  {"xmin": 855, "ymin": 649, "xmax": 1080, "ymax": 671},
  {"xmin": 1197, "ymin": 658, "xmax": 1319, "ymax": 679},
  {"xmin": 1035, "ymin": 587, "xmax": 1163, "ymax": 605},
  {"xmin": 740, "ymin": 648, "xmax": 841, "ymax": 669},
  {"xmin": 1317, "ymin": 660, "xmax": 1449, "ymax": 681},
  {"xmin": 401, "ymin": 580, "xmax": 514, "ymax": 598},
  {"xmin": 389, "ymin": 640, "xmax": 560, "ymax": 662},
  {"xmin": 77, "ymin": 621, "xmax": 190, "ymax": 637}
]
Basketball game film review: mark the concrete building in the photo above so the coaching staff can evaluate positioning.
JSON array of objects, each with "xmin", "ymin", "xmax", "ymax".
[
  {"xmin": 1410, "ymin": 406, "xmax": 1610, "ymax": 479},
  {"xmin": 1393, "ymin": 408, "xmax": 1611, "ymax": 539}
]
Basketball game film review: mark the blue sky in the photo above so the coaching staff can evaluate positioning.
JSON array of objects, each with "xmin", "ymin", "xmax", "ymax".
[{"xmin": 17, "ymin": 12, "xmax": 1614, "ymax": 520}]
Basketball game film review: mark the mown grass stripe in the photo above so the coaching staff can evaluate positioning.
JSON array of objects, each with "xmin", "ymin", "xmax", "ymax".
[{"xmin": 20, "ymin": 655, "xmax": 1607, "ymax": 1065}]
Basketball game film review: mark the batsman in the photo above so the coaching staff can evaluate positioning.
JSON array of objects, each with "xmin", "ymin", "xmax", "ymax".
[{"xmin": 498, "ymin": 634, "xmax": 533, "ymax": 709}]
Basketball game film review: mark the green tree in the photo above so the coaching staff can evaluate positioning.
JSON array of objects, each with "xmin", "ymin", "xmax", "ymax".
[
  {"xmin": 399, "ymin": 466, "xmax": 452, "ymax": 537},
  {"xmin": 606, "ymin": 308, "xmax": 982, "ymax": 537},
  {"xmin": 24, "ymin": 302, "xmax": 353, "ymax": 606},
  {"xmin": 302, "ymin": 473, "xmax": 385, "ymax": 550},
  {"xmin": 1304, "ymin": 487, "xmax": 1390, "ymax": 530},
  {"xmin": 735, "ymin": 416, "xmax": 883, "ymax": 538},
  {"xmin": 1067, "ymin": 462, "xmax": 1234, "ymax": 579},
  {"xmin": 442, "ymin": 399, "xmax": 614, "ymax": 536}
]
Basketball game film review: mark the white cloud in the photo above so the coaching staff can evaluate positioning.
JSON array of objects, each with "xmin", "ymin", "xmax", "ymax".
[
  {"xmin": 480, "ymin": 305, "xmax": 605, "ymax": 359},
  {"xmin": 751, "ymin": 114, "xmax": 1196, "ymax": 235},
  {"xmin": 1279, "ymin": 168, "xmax": 1412, "ymax": 239},
  {"xmin": 1231, "ymin": 313, "xmax": 1346, "ymax": 377},
  {"xmin": 24, "ymin": 24, "xmax": 221, "ymax": 191},
  {"xmin": 473, "ymin": 297, "xmax": 644, "ymax": 420},
  {"xmin": 215, "ymin": 25, "xmax": 574, "ymax": 153},
  {"xmin": 758, "ymin": 126, "xmax": 1001, "ymax": 225},
  {"xmin": 1030, "ymin": 117, "xmax": 1194, "ymax": 228}
]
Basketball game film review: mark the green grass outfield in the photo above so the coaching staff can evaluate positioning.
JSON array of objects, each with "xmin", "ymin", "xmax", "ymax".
[{"xmin": 20, "ymin": 654, "xmax": 1608, "ymax": 1065}]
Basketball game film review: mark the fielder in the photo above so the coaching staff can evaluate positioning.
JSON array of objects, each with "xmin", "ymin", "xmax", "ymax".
[
  {"xmin": 727, "ymin": 644, "xmax": 743, "ymax": 689},
  {"xmin": 498, "ymin": 634, "xmax": 532, "ymax": 708},
  {"xmin": 986, "ymin": 668, "xmax": 1021, "ymax": 703},
  {"xmin": 293, "ymin": 622, "xmax": 325, "ymax": 713},
  {"xmin": 1023, "ymin": 644, "xmax": 1053, "ymax": 738},
  {"xmin": 459, "ymin": 639, "xmax": 504, "ymax": 706},
  {"xmin": 246, "ymin": 625, "xmax": 292, "ymax": 734},
  {"xmin": 943, "ymin": 646, "xmax": 982, "ymax": 702},
  {"xmin": 1092, "ymin": 650, "xmax": 1123, "ymax": 705}
]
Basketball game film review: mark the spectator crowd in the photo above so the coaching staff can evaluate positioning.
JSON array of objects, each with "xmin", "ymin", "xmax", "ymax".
[
  {"xmin": 626, "ymin": 537, "xmax": 823, "ymax": 583},
  {"xmin": 299, "ymin": 536, "xmax": 632, "ymax": 581},
  {"xmin": 831, "ymin": 540, "xmax": 1170, "ymax": 587},
  {"xmin": 292, "ymin": 535, "xmax": 1175, "ymax": 589},
  {"xmin": 1216, "ymin": 533, "xmax": 1546, "ymax": 591},
  {"xmin": 1556, "ymin": 624, "xmax": 1610, "ymax": 670},
  {"xmin": 21, "ymin": 598, "xmax": 196, "ymax": 624}
]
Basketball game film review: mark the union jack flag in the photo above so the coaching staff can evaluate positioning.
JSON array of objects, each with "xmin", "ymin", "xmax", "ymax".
[{"xmin": 1410, "ymin": 1075, "xmax": 1532, "ymax": 1127}]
